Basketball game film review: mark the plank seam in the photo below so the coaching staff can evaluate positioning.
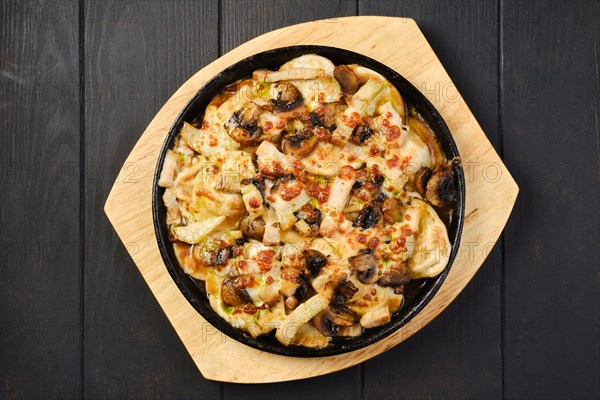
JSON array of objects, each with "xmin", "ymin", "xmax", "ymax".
[
  {"xmin": 498, "ymin": 0, "xmax": 506, "ymax": 398},
  {"xmin": 78, "ymin": 0, "xmax": 86, "ymax": 398}
]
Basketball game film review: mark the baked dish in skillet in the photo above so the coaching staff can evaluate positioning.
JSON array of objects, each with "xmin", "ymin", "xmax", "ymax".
[{"xmin": 158, "ymin": 54, "xmax": 457, "ymax": 348}]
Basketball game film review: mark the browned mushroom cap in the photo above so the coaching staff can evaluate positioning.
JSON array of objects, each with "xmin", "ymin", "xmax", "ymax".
[
  {"xmin": 313, "ymin": 310, "xmax": 337, "ymax": 337},
  {"xmin": 328, "ymin": 305, "xmax": 356, "ymax": 327},
  {"xmin": 349, "ymin": 124, "xmax": 374, "ymax": 145},
  {"xmin": 330, "ymin": 278, "xmax": 358, "ymax": 306},
  {"xmin": 294, "ymin": 275, "xmax": 311, "ymax": 303},
  {"xmin": 239, "ymin": 215, "xmax": 266, "ymax": 241},
  {"xmin": 198, "ymin": 239, "xmax": 231, "ymax": 266},
  {"xmin": 226, "ymin": 103, "xmax": 263, "ymax": 144},
  {"xmin": 303, "ymin": 249, "xmax": 328, "ymax": 277},
  {"xmin": 353, "ymin": 204, "xmax": 382, "ymax": 229},
  {"xmin": 414, "ymin": 166, "xmax": 433, "ymax": 197},
  {"xmin": 281, "ymin": 130, "xmax": 318, "ymax": 158},
  {"xmin": 349, "ymin": 249, "xmax": 378, "ymax": 284},
  {"xmin": 425, "ymin": 169, "xmax": 456, "ymax": 207},
  {"xmin": 294, "ymin": 204, "xmax": 321, "ymax": 237},
  {"xmin": 378, "ymin": 268, "xmax": 410, "ymax": 287},
  {"xmin": 270, "ymin": 82, "xmax": 303, "ymax": 113},
  {"xmin": 381, "ymin": 197, "xmax": 404, "ymax": 225},
  {"xmin": 309, "ymin": 103, "xmax": 339, "ymax": 130},
  {"xmin": 333, "ymin": 65, "xmax": 359, "ymax": 95},
  {"xmin": 221, "ymin": 277, "xmax": 253, "ymax": 307},
  {"xmin": 312, "ymin": 305, "xmax": 357, "ymax": 337}
]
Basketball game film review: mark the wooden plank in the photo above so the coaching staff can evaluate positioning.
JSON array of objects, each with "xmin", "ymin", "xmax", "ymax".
[
  {"xmin": 501, "ymin": 1, "xmax": 600, "ymax": 398},
  {"xmin": 221, "ymin": 0, "xmax": 362, "ymax": 399},
  {"xmin": 220, "ymin": 0, "xmax": 361, "ymax": 396},
  {"xmin": 0, "ymin": 1, "xmax": 81, "ymax": 398},
  {"xmin": 82, "ymin": 1, "xmax": 222, "ymax": 398},
  {"xmin": 358, "ymin": 2, "xmax": 504, "ymax": 398},
  {"xmin": 104, "ymin": 16, "xmax": 518, "ymax": 383},
  {"xmin": 221, "ymin": 0, "xmax": 358, "ymax": 53}
]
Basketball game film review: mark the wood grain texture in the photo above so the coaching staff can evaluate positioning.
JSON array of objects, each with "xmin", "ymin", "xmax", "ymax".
[
  {"xmin": 104, "ymin": 16, "xmax": 518, "ymax": 383},
  {"xmin": 501, "ymin": 2, "xmax": 600, "ymax": 398},
  {"xmin": 359, "ymin": 2, "xmax": 504, "ymax": 399},
  {"xmin": 83, "ymin": 1, "xmax": 221, "ymax": 398},
  {"xmin": 0, "ymin": 1, "xmax": 81, "ymax": 398},
  {"xmin": 220, "ymin": 0, "xmax": 362, "ymax": 397}
]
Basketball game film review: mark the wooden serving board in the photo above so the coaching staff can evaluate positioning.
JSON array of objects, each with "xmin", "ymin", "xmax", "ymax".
[{"xmin": 105, "ymin": 16, "xmax": 518, "ymax": 383}]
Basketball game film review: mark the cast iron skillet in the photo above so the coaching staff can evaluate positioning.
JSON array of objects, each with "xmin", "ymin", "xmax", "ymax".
[{"xmin": 152, "ymin": 46, "xmax": 465, "ymax": 357}]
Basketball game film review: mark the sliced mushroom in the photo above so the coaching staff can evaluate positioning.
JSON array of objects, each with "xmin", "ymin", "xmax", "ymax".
[
  {"xmin": 270, "ymin": 82, "xmax": 303, "ymax": 113},
  {"xmin": 330, "ymin": 278, "xmax": 358, "ymax": 306},
  {"xmin": 349, "ymin": 124, "xmax": 374, "ymax": 145},
  {"xmin": 414, "ymin": 166, "xmax": 433, "ymax": 197},
  {"xmin": 333, "ymin": 65, "xmax": 359, "ymax": 95},
  {"xmin": 294, "ymin": 204, "xmax": 321, "ymax": 236},
  {"xmin": 353, "ymin": 204, "xmax": 382, "ymax": 229},
  {"xmin": 309, "ymin": 103, "xmax": 338, "ymax": 130},
  {"xmin": 303, "ymin": 249, "xmax": 328, "ymax": 277},
  {"xmin": 226, "ymin": 103, "xmax": 263, "ymax": 144},
  {"xmin": 313, "ymin": 310, "xmax": 337, "ymax": 337},
  {"xmin": 425, "ymin": 169, "xmax": 456, "ymax": 207},
  {"xmin": 349, "ymin": 249, "xmax": 378, "ymax": 284},
  {"xmin": 378, "ymin": 268, "xmax": 410, "ymax": 287},
  {"xmin": 328, "ymin": 305, "xmax": 356, "ymax": 327},
  {"xmin": 239, "ymin": 215, "xmax": 266, "ymax": 241},
  {"xmin": 281, "ymin": 130, "xmax": 318, "ymax": 158},
  {"xmin": 381, "ymin": 197, "xmax": 403, "ymax": 225},
  {"xmin": 294, "ymin": 275, "xmax": 311, "ymax": 303},
  {"xmin": 221, "ymin": 277, "xmax": 253, "ymax": 307},
  {"xmin": 198, "ymin": 240, "xmax": 231, "ymax": 266}
]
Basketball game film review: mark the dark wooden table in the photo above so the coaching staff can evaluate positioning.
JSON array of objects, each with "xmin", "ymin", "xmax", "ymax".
[{"xmin": 1, "ymin": 1, "xmax": 598, "ymax": 399}]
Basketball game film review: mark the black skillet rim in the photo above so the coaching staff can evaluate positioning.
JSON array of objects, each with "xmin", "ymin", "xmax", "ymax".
[{"xmin": 152, "ymin": 45, "xmax": 466, "ymax": 357}]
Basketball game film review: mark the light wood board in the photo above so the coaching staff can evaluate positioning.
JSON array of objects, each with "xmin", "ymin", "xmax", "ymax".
[{"xmin": 104, "ymin": 16, "xmax": 518, "ymax": 383}]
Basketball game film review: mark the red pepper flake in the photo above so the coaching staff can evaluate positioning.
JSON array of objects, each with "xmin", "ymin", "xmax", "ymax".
[
  {"xmin": 264, "ymin": 121, "xmax": 273, "ymax": 130},
  {"xmin": 385, "ymin": 126, "xmax": 401, "ymax": 141},
  {"xmin": 386, "ymin": 154, "xmax": 400, "ymax": 168},
  {"xmin": 318, "ymin": 92, "xmax": 325, "ymax": 103},
  {"xmin": 370, "ymin": 288, "xmax": 377, "ymax": 295},
  {"xmin": 208, "ymin": 134, "xmax": 218, "ymax": 147},
  {"xmin": 363, "ymin": 293, "xmax": 372, "ymax": 300},
  {"xmin": 202, "ymin": 120, "xmax": 210, "ymax": 129},
  {"xmin": 280, "ymin": 182, "xmax": 302, "ymax": 201},
  {"xmin": 305, "ymin": 179, "xmax": 330, "ymax": 203},
  {"xmin": 357, "ymin": 234, "xmax": 367, "ymax": 244},
  {"xmin": 249, "ymin": 197, "xmax": 261, "ymax": 209},
  {"xmin": 238, "ymin": 260, "xmax": 248, "ymax": 269},
  {"xmin": 401, "ymin": 226, "xmax": 413, "ymax": 237},
  {"xmin": 369, "ymin": 145, "xmax": 381, "ymax": 157},
  {"xmin": 266, "ymin": 276, "xmax": 274, "ymax": 285},
  {"xmin": 367, "ymin": 237, "xmax": 380, "ymax": 249},
  {"xmin": 256, "ymin": 250, "xmax": 275, "ymax": 264},
  {"xmin": 405, "ymin": 214, "xmax": 411, "ymax": 221},
  {"xmin": 338, "ymin": 165, "xmax": 355, "ymax": 180},
  {"xmin": 242, "ymin": 304, "xmax": 257, "ymax": 315}
]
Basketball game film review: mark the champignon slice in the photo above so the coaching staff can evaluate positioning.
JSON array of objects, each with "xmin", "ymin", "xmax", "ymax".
[
  {"xmin": 294, "ymin": 275, "xmax": 311, "ymax": 303},
  {"xmin": 240, "ymin": 215, "xmax": 266, "ymax": 241},
  {"xmin": 270, "ymin": 82, "xmax": 303, "ymax": 113},
  {"xmin": 329, "ymin": 278, "xmax": 358, "ymax": 306},
  {"xmin": 425, "ymin": 169, "xmax": 456, "ymax": 207},
  {"xmin": 303, "ymin": 249, "xmax": 328, "ymax": 277},
  {"xmin": 333, "ymin": 65, "xmax": 359, "ymax": 95},
  {"xmin": 415, "ymin": 166, "xmax": 433, "ymax": 197},
  {"xmin": 353, "ymin": 205, "xmax": 382, "ymax": 229},
  {"xmin": 226, "ymin": 103, "xmax": 263, "ymax": 144},
  {"xmin": 349, "ymin": 249, "xmax": 378, "ymax": 284},
  {"xmin": 281, "ymin": 130, "xmax": 318, "ymax": 158},
  {"xmin": 309, "ymin": 103, "xmax": 339, "ymax": 130},
  {"xmin": 378, "ymin": 268, "xmax": 410, "ymax": 287},
  {"xmin": 221, "ymin": 277, "xmax": 253, "ymax": 307},
  {"xmin": 349, "ymin": 124, "xmax": 374, "ymax": 145},
  {"xmin": 294, "ymin": 204, "xmax": 321, "ymax": 236},
  {"xmin": 313, "ymin": 310, "xmax": 336, "ymax": 337}
]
